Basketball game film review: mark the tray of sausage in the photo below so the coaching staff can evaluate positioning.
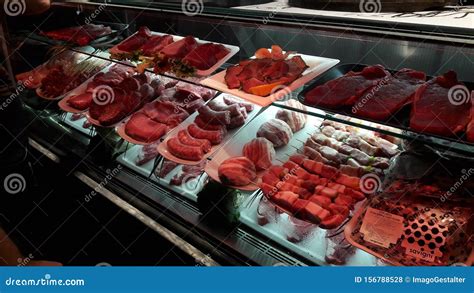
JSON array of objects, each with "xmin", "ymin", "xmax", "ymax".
[{"xmin": 157, "ymin": 94, "xmax": 260, "ymax": 165}]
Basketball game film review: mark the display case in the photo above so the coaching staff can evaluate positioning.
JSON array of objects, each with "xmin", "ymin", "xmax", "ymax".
[{"xmin": 1, "ymin": 0, "xmax": 473, "ymax": 266}]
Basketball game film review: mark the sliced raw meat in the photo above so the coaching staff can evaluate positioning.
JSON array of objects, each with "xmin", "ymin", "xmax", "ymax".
[
  {"xmin": 181, "ymin": 43, "xmax": 229, "ymax": 70},
  {"xmin": 135, "ymin": 143, "xmax": 160, "ymax": 166},
  {"xmin": 243, "ymin": 138, "xmax": 276, "ymax": 170},
  {"xmin": 218, "ymin": 157, "xmax": 256, "ymax": 186},
  {"xmin": 141, "ymin": 35, "xmax": 174, "ymax": 56},
  {"xmin": 159, "ymin": 36, "xmax": 198, "ymax": 59},
  {"xmin": 125, "ymin": 113, "xmax": 167, "ymax": 143},
  {"xmin": 222, "ymin": 95, "xmax": 254, "ymax": 112},
  {"xmin": 275, "ymin": 99, "xmax": 307, "ymax": 132},
  {"xmin": 257, "ymin": 119, "xmax": 293, "ymax": 147},
  {"xmin": 156, "ymin": 159, "xmax": 179, "ymax": 178},
  {"xmin": 67, "ymin": 92, "xmax": 93, "ymax": 110},
  {"xmin": 170, "ymin": 164, "xmax": 204, "ymax": 186},
  {"xmin": 304, "ymin": 65, "xmax": 391, "ymax": 108},
  {"xmin": 174, "ymin": 83, "xmax": 215, "ymax": 101},
  {"xmin": 225, "ymin": 65, "xmax": 244, "ymax": 89},
  {"xmin": 353, "ymin": 68, "xmax": 426, "ymax": 120},
  {"xmin": 410, "ymin": 71, "xmax": 471, "ymax": 137},
  {"xmin": 143, "ymin": 101, "xmax": 189, "ymax": 127},
  {"xmin": 116, "ymin": 26, "xmax": 152, "ymax": 52}
]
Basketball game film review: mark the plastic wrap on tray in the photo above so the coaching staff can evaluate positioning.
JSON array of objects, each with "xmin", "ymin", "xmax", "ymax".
[{"xmin": 345, "ymin": 195, "xmax": 474, "ymax": 266}]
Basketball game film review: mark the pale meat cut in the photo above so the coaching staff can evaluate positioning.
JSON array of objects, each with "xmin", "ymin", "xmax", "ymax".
[
  {"xmin": 352, "ymin": 68, "xmax": 426, "ymax": 120},
  {"xmin": 218, "ymin": 157, "xmax": 257, "ymax": 186},
  {"xmin": 275, "ymin": 99, "xmax": 307, "ymax": 132},
  {"xmin": 257, "ymin": 119, "xmax": 293, "ymax": 147},
  {"xmin": 410, "ymin": 71, "xmax": 472, "ymax": 137},
  {"xmin": 304, "ymin": 65, "xmax": 390, "ymax": 108},
  {"xmin": 243, "ymin": 138, "xmax": 276, "ymax": 170}
]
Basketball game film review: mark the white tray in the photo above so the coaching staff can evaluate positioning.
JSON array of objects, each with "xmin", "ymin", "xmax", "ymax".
[
  {"xmin": 117, "ymin": 144, "xmax": 207, "ymax": 202},
  {"xmin": 239, "ymin": 191, "xmax": 378, "ymax": 266},
  {"xmin": 200, "ymin": 53, "xmax": 339, "ymax": 107},
  {"xmin": 204, "ymin": 104, "xmax": 324, "ymax": 191},
  {"xmin": 58, "ymin": 63, "xmax": 115, "ymax": 113},
  {"xmin": 157, "ymin": 94, "xmax": 261, "ymax": 165},
  {"xmin": 61, "ymin": 113, "xmax": 95, "ymax": 137},
  {"xmin": 110, "ymin": 31, "xmax": 239, "ymax": 77}
]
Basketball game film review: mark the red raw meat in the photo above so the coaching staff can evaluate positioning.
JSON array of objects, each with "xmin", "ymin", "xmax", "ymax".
[
  {"xmin": 156, "ymin": 159, "xmax": 179, "ymax": 178},
  {"xmin": 181, "ymin": 43, "xmax": 229, "ymax": 70},
  {"xmin": 142, "ymin": 101, "xmax": 189, "ymax": 127},
  {"xmin": 170, "ymin": 163, "xmax": 204, "ymax": 186},
  {"xmin": 141, "ymin": 35, "xmax": 174, "ymax": 56},
  {"xmin": 467, "ymin": 103, "xmax": 474, "ymax": 142},
  {"xmin": 125, "ymin": 113, "xmax": 167, "ymax": 143},
  {"xmin": 67, "ymin": 92, "xmax": 93, "ymax": 110},
  {"xmin": 42, "ymin": 24, "xmax": 112, "ymax": 46},
  {"xmin": 304, "ymin": 65, "xmax": 391, "ymax": 108},
  {"xmin": 135, "ymin": 143, "xmax": 160, "ymax": 166},
  {"xmin": 225, "ymin": 65, "xmax": 244, "ymax": 89},
  {"xmin": 117, "ymin": 26, "xmax": 152, "ymax": 52},
  {"xmin": 410, "ymin": 71, "xmax": 472, "ymax": 137},
  {"xmin": 159, "ymin": 36, "xmax": 198, "ymax": 59},
  {"xmin": 174, "ymin": 83, "xmax": 215, "ymax": 101},
  {"xmin": 352, "ymin": 68, "xmax": 426, "ymax": 120}
]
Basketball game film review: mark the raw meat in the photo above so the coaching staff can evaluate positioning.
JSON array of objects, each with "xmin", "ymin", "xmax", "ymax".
[
  {"xmin": 67, "ymin": 92, "xmax": 93, "ymax": 110},
  {"xmin": 170, "ymin": 164, "xmax": 204, "ymax": 186},
  {"xmin": 116, "ymin": 26, "xmax": 152, "ymax": 52},
  {"xmin": 141, "ymin": 35, "xmax": 174, "ymax": 56},
  {"xmin": 125, "ymin": 113, "xmax": 167, "ymax": 143},
  {"xmin": 156, "ymin": 159, "xmax": 179, "ymax": 178},
  {"xmin": 257, "ymin": 119, "xmax": 293, "ymax": 147},
  {"xmin": 181, "ymin": 43, "xmax": 229, "ymax": 70},
  {"xmin": 304, "ymin": 65, "xmax": 390, "ymax": 108},
  {"xmin": 42, "ymin": 24, "xmax": 112, "ymax": 46},
  {"xmin": 275, "ymin": 99, "xmax": 307, "ymax": 132},
  {"xmin": 167, "ymin": 137, "xmax": 204, "ymax": 161},
  {"xmin": 243, "ymin": 138, "xmax": 276, "ymax": 170},
  {"xmin": 218, "ymin": 157, "xmax": 257, "ymax": 186},
  {"xmin": 352, "ymin": 68, "xmax": 426, "ymax": 120},
  {"xmin": 410, "ymin": 71, "xmax": 472, "ymax": 137},
  {"xmin": 135, "ymin": 143, "xmax": 160, "ymax": 166}
]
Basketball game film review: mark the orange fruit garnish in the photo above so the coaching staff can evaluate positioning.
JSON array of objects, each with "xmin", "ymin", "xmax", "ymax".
[
  {"xmin": 271, "ymin": 45, "xmax": 284, "ymax": 60},
  {"xmin": 249, "ymin": 81, "xmax": 286, "ymax": 97}
]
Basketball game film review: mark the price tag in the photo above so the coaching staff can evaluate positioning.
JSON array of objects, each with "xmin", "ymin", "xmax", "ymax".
[{"xmin": 360, "ymin": 207, "xmax": 404, "ymax": 248}]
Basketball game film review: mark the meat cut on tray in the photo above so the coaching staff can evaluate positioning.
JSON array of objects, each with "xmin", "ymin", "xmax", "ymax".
[
  {"xmin": 352, "ymin": 68, "xmax": 426, "ymax": 120},
  {"xmin": 121, "ymin": 82, "xmax": 215, "ymax": 144},
  {"xmin": 224, "ymin": 45, "xmax": 308, "ymax": 97},
  {"xmin": 66, "ymin": 63, "xmax": 135, "ymax": 111},
  {"xmin": 88, "ymin": 73, "xmax": 162, "ymax": 126},
  {"xmin": 410, "ymin": 71, "xmax": 473, "ymax": 137},
  {"xmin": 162, "ymin": 95, "xmax": 255, "ymax": 162},
  {"xmin": 304, "ymin": 64, "xmax": 390, "ymax": 108},
  {"xmin": 41, "ymin": 24, "xmax": 112, "ymax": 46},
  {"xmin": 110, "ymin": 26, "xmax": 234, "ymax": 77}
]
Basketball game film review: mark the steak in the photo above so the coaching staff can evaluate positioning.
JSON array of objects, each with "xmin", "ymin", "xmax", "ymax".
[
  {"xmin": 181, "ymin": 43, "xmax": 229, "ymax": 70},
  {"xmin": 141, "ymin": 35, "xmax": 174, "ymax": 56},
  {"xmin": 125, "ymin": 113, "xmax": 167, "ymax": 143},
  {"xmin": 304, "ymin": 64, "xmax": 391, "ymax": 108},
  {"xmin": 410, "ymin": 71, "xmax": 472, "ymax": 137},
  {"xmin": 67, "ymin": 93, "xmax": 93, "ymax": 110},
  {"xmin": 352, "ymin": 68, "xmax": 426, "ymax": 120}
]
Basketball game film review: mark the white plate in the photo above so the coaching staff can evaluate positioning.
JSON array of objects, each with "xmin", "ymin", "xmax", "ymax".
[
  {"xmin": 205, "ymin": 104, "xmax": 324, "ymax": 191},
  {"xmin": 109, "ymin": 31, "xmax": 239, "ymax": 77},
  {"xmin": 58, "ymin": 63, "xmax": 116, "ymax": 113},
  {"xmin": 200, "ymin": 53, "xmax": 340, "ymax": 107},
  {"xmin": 157, "ymin": 94, "xmax": 261, "ymax": 165},
  {"xmin": 116, "ymin": 144, "xmax": 207, "ymax": 202},
  {"xmin": 61, "ymin": 113, "xmax": 95, "ymax": 137}
]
